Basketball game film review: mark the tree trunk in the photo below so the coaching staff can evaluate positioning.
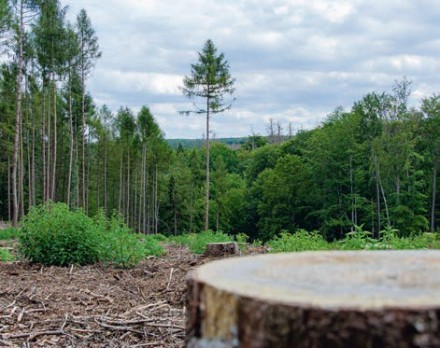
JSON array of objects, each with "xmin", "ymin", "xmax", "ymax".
[
  {"xmin": 431, "ymin": 162, "xmax": 438, "ymax": 232},
  {"xmin": 67, "ymin": 70, "xmax": 74, "ymax": 207},
  {"xmin": 46, "ymin": 80, "xmax": 51, "ymax": 202},
  {"xmin": 104, "ymin": 139, "xmax": 108, "ymax": 216},
  {"xmin": 127, "ymin": 148, "xmax": 130, "ymax": 224},
  {"xmin": 12, "ymin": 1, "xmax": 24, "ymax": 227},
  {"xmin": 41, "ymin": 91, "xmax": 46, "ymax": 204},
  {"xmin": 31, "ymin": 104, "xmax": 36, "ymax": 206},
  {"xmin": 81, "ymin": 69, "xmax": 86, "ymax": 208},
  {"xmin": 154, "ymin": 163, "xmax": 159, "ymax": 234},
  {"xmin": 187, "ymin": 251, "xmax": 440, "ymax": 347},
  {"xmin": 19, "ymin": 104, "xmax": 24, "ymax": 217},
  {"xmin": 189, "ymin": 181, "xmax": 194, "ymax": 233},
  {"xmin": 205, "ymin": 96, "xmax": 210, "ymax": 231},
  {"xmin": 51, "ymin": 76, "xmax": 57, "ymax": 201},
  {"xmin": 118, "ymin": 155, "xmax": 123, "ymax": 215},
  {"xmin": 7, "ymin": 156, "xmax": 11, "ymax": 222}
]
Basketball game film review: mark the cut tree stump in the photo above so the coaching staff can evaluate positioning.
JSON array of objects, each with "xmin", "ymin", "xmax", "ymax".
[
  {"xmin": 186, "ymin": 250, "xmax": 440, "ymax": 348},
  {"xmin": 204, "ymin": 242, "xmax": 239, "ymax": 257}
]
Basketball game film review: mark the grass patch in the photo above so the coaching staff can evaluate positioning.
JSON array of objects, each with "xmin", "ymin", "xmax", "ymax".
[
  {"xmin": 0, "ymin": 227, "xmax": 19, "ymax": 240},
  {"xmin": 0, "ymin": 248, "xmax": 14, "ymax": 262}
]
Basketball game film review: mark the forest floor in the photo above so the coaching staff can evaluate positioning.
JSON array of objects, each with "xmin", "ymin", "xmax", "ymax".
[
  {"xmin": 0, "ymin": 244, "xmax": 209, "ymax": 348},
  {"xmin": 0, "ymin": 238, "xmax": 267, "ymax": 347}
]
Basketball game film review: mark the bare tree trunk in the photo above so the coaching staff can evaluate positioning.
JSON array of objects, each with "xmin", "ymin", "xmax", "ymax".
[
  {"xmin": 46, "ymin": 79, "xmax": 51, "ymax": 202},
  {"xmin": 138, "ymin": 145, "xmax": 144, "ymax": 232},
  {"xmin": 67, "ymin": 71, "xmax": 74, "ymax": 207},
  {"xmin": 7, "ymin": 156, "xmax": 11, "ymax": 222},
  {"xmin": 350, "ymin": 154, "xmax": 354, "ymax": 232},
  {"xmin": 75, "ymin": 129, "xmax": 80, "ymax": 207},
  {"xmin": 118, "ymin": 156, "xmax": 123, "ymax": 214},
  {"xmin": 374, "ymin": 156, "xmax": 381, "ymax": 237},
  {"xmin": 155, "ymin": 164, "xmax": 159, "ymax": 234},
  {"xmin": 51, "ymin": 77, "xmax": 57, "ymax": 201},
  {"xmin": 12, "ymin": 1, "xmax": 24, "ymax": 227},
  {"xmin": 96, "ymin": 153, "xmax": 100, "ymax": 210},
  {"xmin": 81, "ymin": 69, "xmax": 86, "ymax": 208},
  {"xmin": 205, "ymin": 96, "xmax": 210, "ymax": 231},
  {"xmin": 189, "ymin": 181, "xmax": 194, "ymax": 233},
  {"xmin": 19, "ymin": 105, "xmax": 25, "ymax": 217},
  {"xmin": 127, "ymin": 148, "xmax": 130, "ymax": 225},
  {"xmin": 431, "ymin": 162, "xmax": 438, "ymax": 232},
  {"xmin": 146, "ymin": 165, "xmax": 150, "ymax": 234},
  {"xmin": 104, "ymin": 140, "xmax": 108, "ymax": 215},
  {"xmin": 25, "ymin": 77, "xmax": 32, "ymax": 210},
  {"xmin": 41, "ymin": 94, "xmax": 46, "ymax": 204},
  {"xmin": 31, "ymin": 105, "xmax": 36, "ymax": 206},
  {"xmin": 85, "ymin": 132, "xmax": 91, "ymax": 214}
]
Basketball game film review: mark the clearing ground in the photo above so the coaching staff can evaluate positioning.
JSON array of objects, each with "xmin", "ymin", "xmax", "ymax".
[{"xmin": 0, "ymin": 245, "xmax": 206, "ymax": 347}]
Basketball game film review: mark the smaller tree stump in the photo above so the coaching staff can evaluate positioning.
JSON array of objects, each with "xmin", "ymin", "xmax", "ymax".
[{"xmin": 204, "ymin": 242, "xmax": 239, "ymax": 257}]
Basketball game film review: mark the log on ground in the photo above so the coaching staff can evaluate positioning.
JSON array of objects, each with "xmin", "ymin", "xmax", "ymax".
[{"xmin": 186, "ymin": 250, "xmax": 440, "ymax": 348}]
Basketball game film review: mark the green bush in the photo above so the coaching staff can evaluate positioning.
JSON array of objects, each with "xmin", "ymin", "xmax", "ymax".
[
  {"xmin": 171, "ymin": 230, "xmax": 232, "ymax": 254},
  {"xmin": 338, "ymin": 225, "xmax": 376, "ymax": 250},
  {"xmin": 19, "ymin": 202, "xmax": 101, "ymax": 266},
  {"xmin": 99, "ymin": 215, "xmax": 164, "ymax": 268},
  {"xmin": 0, "ymin": 248, "xmax": 14, "ymax": 262},
  {"xmin": 267, "ymin": 230, "xmax": 329, "ymax": 252}
]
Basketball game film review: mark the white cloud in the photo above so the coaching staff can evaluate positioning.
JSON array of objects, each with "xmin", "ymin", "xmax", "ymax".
[{"xmin": 64, "ymin": 0, "xmax": 440, "ymax": 138}]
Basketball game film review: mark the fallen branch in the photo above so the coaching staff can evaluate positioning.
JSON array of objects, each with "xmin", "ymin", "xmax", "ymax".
[{"xmin": 166, "ymin": 268, "xmax": 174, "ymax": 290}]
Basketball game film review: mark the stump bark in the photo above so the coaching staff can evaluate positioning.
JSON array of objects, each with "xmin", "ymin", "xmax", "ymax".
[
  {"xmin": 204, "ymin": 242, "xmax": 239, "ymax": 257},
  {"xmin": 186, "ymin": 250, "xmax": 440, "ymax": 348}
]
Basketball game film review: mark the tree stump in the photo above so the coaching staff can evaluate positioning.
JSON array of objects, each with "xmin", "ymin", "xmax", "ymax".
[
  {"xmin": 186, "ymin": 250, "xmax": 440, "ymax": 348},
  {"xmin": 204, "ymin": 242, "xmax": 239, "ymax": 257}
]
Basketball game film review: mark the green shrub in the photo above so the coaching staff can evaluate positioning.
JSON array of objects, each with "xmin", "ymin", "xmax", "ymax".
[
  {"xmin": 137, "ymin": 235, "xmax": 166, "ymax": 257},
  {"xmin": 268, "ymin": 230, "xmax": 329, "ymax": 252},
  {"xmin": 149, "ymin": 233, "xmax": 168, "ymax": 242},
  {"xmin": 19, "ymin": 202, "xmax": 101, "ymax": 266},
  {"xmin": 99, "ymin": 216, "xmax": 164, "ymax": 268},
  {"xmin": 0, "ymin": 248, "xmax": 14, "ymax": 262},
  {"xmin": 235, "ymin": 233, "xmax": 249, "ymax": 244},
  {"xmin": 0, "ymin": 227, "xmax": 19, "ymax": 240},
  {"xmin": 339, "ymin": 225, "xmax": 376, "ymax": 250},
  {"xmin": 171, "ymin": 230, "xmax": 232, "ymax": 254}
]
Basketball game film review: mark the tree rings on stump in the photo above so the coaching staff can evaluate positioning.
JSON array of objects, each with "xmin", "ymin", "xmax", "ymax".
[
  {"xmin": 186, "ymin": 250, "xmax": 440, "ymax": 347},
  {"xmin": 204, "ymin": 242, "xmax": 239, "ymax": 257}
]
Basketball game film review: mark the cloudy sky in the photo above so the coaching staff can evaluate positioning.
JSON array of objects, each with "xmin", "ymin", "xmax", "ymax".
[{"xmin": 64, "ymin": 0, "xmax": 440, "ymax": 139}]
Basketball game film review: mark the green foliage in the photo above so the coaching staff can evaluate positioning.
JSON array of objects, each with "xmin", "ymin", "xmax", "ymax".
[
  {"xmin": 338, "ymin": 225, "xmax": 376, "ymax": 250},
  {"xmin": 265, "ymin": 227, "xmax": 440, "ymax": 253},
  {"xmin": 18, "ymin": 203, "xmax": 163, "ymax": 268},
  {"xmin": 99, "ymin": 213, "xmax": 164, "ymax": 268},
  {"xmin": 235, "ymin": 233, "xmax": 249, "ymax": 244},
  {"xmin": 171, "ymin": 230, "xmax": 232, "ymax": 254},
  {"xmin": 99, "ymin": 230, "xmax": 163, "ymax": 268},
  {"xmin": 19, "ymin": 202, "xmax": 101, "ymax": 266},
  {"xmin": 268, "ymin": 230, "xmax": 329, "ymax": 252},
  {"xmin": 0, "ymin": 227, "xmax": 18, "ymax": 240},
  {"xmin": 0, "ymin": 248, "xmax": 14, "ymax": 262}
]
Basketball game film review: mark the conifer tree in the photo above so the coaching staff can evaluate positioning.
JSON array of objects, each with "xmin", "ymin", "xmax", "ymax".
[{"xmin": 181, "ymin": 39, "xmax": 235, "ymax": 230}]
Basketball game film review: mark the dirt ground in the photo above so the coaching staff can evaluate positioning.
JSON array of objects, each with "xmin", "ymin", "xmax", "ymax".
[
  {"xmin": 0, "ymin": 245, "xmax": 206, "ymax": 347},
  {"xmin": 0, "ymin": 241, "xmax": 268, "ymax": 348}
]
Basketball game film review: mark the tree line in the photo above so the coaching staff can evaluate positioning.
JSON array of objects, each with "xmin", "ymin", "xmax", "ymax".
[{"xmin": 0, "ymin": 2, "xmax": 439, "ymax": 241}]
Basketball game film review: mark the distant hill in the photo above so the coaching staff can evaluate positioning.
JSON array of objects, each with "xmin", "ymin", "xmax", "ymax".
[{"xmin": 167, "ymin": 137, "xmax": 247, "ymax": 149}]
